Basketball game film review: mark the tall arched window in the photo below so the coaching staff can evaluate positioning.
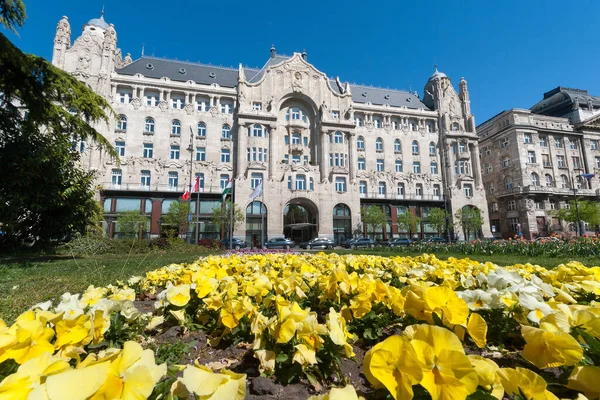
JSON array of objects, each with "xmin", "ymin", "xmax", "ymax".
[
  {"xmin": 357, "ymin": 136, "xmax": 365, "ymax": 150},
  {"xmin": 295, "ymin": 174, "xmax": 306, "ymax": 190},
  {"xmin": 545, "ymin": 174, "xmax": 553, "ymax": 187},
  {"xmin": 334, "ymin": 131, "xmax": 344, "ymax": 144},
  {"xmin": 252, "ymin": 124, "xmax": 263, "ymax": 137},
  {"xmin": 144, "ymin": 118, "xmax": 155, "ymax": 133},
  {"xmin": 531, "ymin": 172, "xmax": 540, "ymax": 186},
  {"xmin": 171, "ymin": 120, "xmax": 181, "ymax": 135},
  {"xmin": 412, "ymin": 140, "xmax": 419, "ymax": 154},
  {"xmin": 222, "ymin": 124, "xmax": 231, "ymax": 139},
  {"xmin": 376, "ymin": 138, "xmax": 383, "ymax": 151},
  {"xmin": 394, "ymin": 139, "xmax": 401, "ymax": 153},
  {"xmin": 116, "ymin": 115, "xmax": 127, "ymax": 131},
  {"xmin": 333, "ymin": 204, "xmax": 352, "ymax": 245},
  {"xmin": 291, "ymin": 133, "xmax": 301, "ymax": 144},
  {"xmin": 561, "ymin": 175, "xmax": 569, "ymax": 189},
  {"xmin": 197, "ymin": 122, "xmax": 206, "ymax": 137},
  {"xmin": 429, "ymin": 142, "xmax": 436, "ymax": 155},
  {"xmin": 451, "ymin": 122, "xmax": 459, "ymax": 131},
  {"xmin": 504, "ymin": 176, "xmax": 513, "ymax": 190}
]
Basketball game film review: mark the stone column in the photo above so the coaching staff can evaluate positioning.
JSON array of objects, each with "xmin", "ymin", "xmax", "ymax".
[
  {"xmin": 111, "ymin": 85, "xmax": 117, "ymax": 102},
  {"xmin": 320, "ymin": 129, "xmax": 329, "ymax": 182},
  {"xmin": 446, "ymin": 141, "xmax": 455, "ymax": 185},
  {"xmin": 269, "ymin": 125, "xmax": 276, "ymax": 180},
  {"xmin": 348, "ymin": 132, "xmax": 357, "ymax": 182},
  {"xmin": 237, "ymin": 123, "xmax": 248, "ymax": 178},
  {"xmin": 471, "ymin": 143, "xmax": 483, "ymax": 188}
]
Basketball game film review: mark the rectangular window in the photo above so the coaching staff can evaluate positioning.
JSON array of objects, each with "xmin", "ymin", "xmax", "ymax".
[
  {"xmin": 284, "ymin": 135, "xmax": 289, "ymax": 145},
  {"xmin": 524, "ymin": 133, "xmax": 532, "ymax": 144},
  {"xmin": 486, "ymin": 163, "xmax": 493, "ymax": 174},
  {"xmin": 500, "ymin": 137, "xmax": 509, "ymax": 148},
  {"xmin": 287, "ymin": 176, "xmax": 292, "ymax": 190},
  {"xmin": 490, "ymin": 202, "xmax": 498, "ymax": 213},
  {"xmin": 196, "ymin": 173, "xmax": 205, "ymax": 190},
  {"xmin": 358, "ymin": 158, "xmax": 365, "ymax": 170},
  {"xmin": 170, "ymin": 145, "xmax": 180, "ymax": 160},
  {"xmin": 507, "ymin": 200, "xmax": 516, "ymax": 211},
  {"xmin": 433, "ymin": 185, "xmax": 440, "ymax": 199},
  {"xmin": 415, "ymin": 184, "xmax": 423, "ymax": 198},
  {"xmin": 542, "ymin": 154, "xmax": 551, "ymax": 167},
  {"xmin": 509, "ymin": 218, "xmax": 519, "ymax": 233},
  {"xmin": 569, "ymin": 139, "xmax": 578, "ymax": 150},
  {"xmin": 143, "ymin": 143, "xmax": 153, "ymax": 158},
  {"xmin": 111, "ymin": 169, "xmax": 122, "ymax": 187},
  {"xmin": 221, "ymin": 149, "xmax": 230, "ymax": 163},
  {"xmin": 596, "ymin": 157, "xmax": 600, "ymax": 168},
  {"xmin": 539, "ymin": 135, "xmax": 548, "ymax": 147},
  {"xmin": 535, "ymin": 202, "xmax": 543, "ymax": 210},
  {"xmin": 168, "ymin": 172, "xmax": 178, "ymax": 190},
  {"xmin": 377, "ymin": 159, "xmax": 384, "ymax": 172},
  {"xmin": 591, "ymin": 140, "xmax": 598, "ymax": 150},
  {"xmin": 295, "ymin": 175, "xmax": 306, "ymax": 191},
  {"xmin": 484, "ymin": 146, "xmax": 491, "ymax": 156},
  {"xmin": 554, "ymin": 136, "xmax": 563, "ymax": 148},
  {"xmin": 572, "ymin": 156, "xmax": 582, "ymax": 169},
  {"xmin": 557, "ymin": 155, "xmax": 565, "ymax": 168},
  {"xmin": 335, "ymin": 177, "xmax": 347, "ymax": 192},
  {"xmin": 220, "ymin": 175, "xmax": 229, "ymax": 189},
  {"xmin": 250, "ymin": 173, "xmax": 263, "ymax": 189},
  {"xmin": 502, "ymin": 158, "xmax": 509, "ymax": 168},
  {"xmin": 252, "ymin": 102, "xmax": 262, "ymax": 111},
  {"xmin": 464, "ymin": 184, "xmax": 473, "ymax": 197},
  {"xmin": 141, "ymin": 170, "xmax": 151, "ymax": 189},
  {"xmin": 284, "ymin": 154, "xmax": 289, "ymax": 164},
  {"xmin": 397, "ymin": 183, "xmax": 405, "ymax": 197},
  {"xmin": 395, "ymin": 160, "xmax": 403, "ymax": 173},
  {"xmin": 359, "ymin": 181, "xmax": 367, "ymax": 194},
  {"xmin": 292, "ymin": 155, "xmax": 301, "ymax": 164},
  {"xmin": 431, "ymin": 162, "xmax": 438, "ymax": 174},
  {"xmin": 527, "ymin": 151, "xmax": 536, "ymax": 164},
  {"xmin": 115, "ymin": 141, "xmax": 125, "ymax": 157},
  {"xmin": 196, "ymin": 147, "xmax": 206, "ymax": 161},
  {"xmin": 413, "ymin": 161, "xmax": 421, "ymax": 174},
  {"xmin": 303, "ymin": 137, "xmax": 308, "ymax": 147},
  {"xmin": 332, "ymin": 110, "xmax": 340, "ymax": 119}
]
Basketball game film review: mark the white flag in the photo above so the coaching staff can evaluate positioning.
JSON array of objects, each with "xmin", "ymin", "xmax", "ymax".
[{"xmin": 249, "ymin": 181, "xmax": 263, "ymax": 201}]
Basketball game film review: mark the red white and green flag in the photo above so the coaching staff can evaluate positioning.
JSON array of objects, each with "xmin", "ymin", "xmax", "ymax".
[{"xmin": 222, "ymin": 179, "xmax": 232, "ymax": 200}]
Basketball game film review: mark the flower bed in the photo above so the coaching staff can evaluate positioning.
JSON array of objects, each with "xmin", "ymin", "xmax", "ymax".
[{"xmin": 0, "ymin": 253, "xmax": 599, "ymax": 399}]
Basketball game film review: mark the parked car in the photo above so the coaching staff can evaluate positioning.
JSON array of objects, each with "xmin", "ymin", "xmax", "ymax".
[
  {"xmin": 343, "ymin": 237, "xmax": 377, "ymax": 249},
  {"xmin": 387, "ymin": 238, "xmax": 412, "ymax": 247},
  {"xmin": 421, "ymin": 237, "xmax": 447, "ymax": 244},
  {"xmin": 300, "ymin": 238, "xmax": 335, "ymax": 250},
  {"xmin": 220, "ymin": 238, "xmax": 247, "ymax": 250},
  {"xmin": 264, "ymin": 237, "xmax": 295, "ymax": 249}
]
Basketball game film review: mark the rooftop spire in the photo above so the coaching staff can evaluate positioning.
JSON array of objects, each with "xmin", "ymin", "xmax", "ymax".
[
  {"xmin": 101, "ymin": 5, "xmax": 105, "ymax": 18},
  {"xmin": 270, "ymin": 44, "xmax": 276, "ymax": 59}
]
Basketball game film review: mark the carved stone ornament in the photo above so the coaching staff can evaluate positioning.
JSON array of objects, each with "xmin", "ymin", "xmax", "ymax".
[
  {"xmin": 158, "ymin": 101, "xmax": 168, "ymax": 112},
  {"xmin": 55, "ymin": 16, "xmax": 71, "ymax": 46},
  {"xmin": 103, "ymin": 26, "xmax": 117, "ymax": 50},
  {"xmin": 184, "ymin": 103, "xmax": 194, "ymax": 115},
  {"xmin": 123, "ymin": 53, "xmax": 133, "ymax": 66},
  {"xmin": 76, "ymin": 48, "xmax": 92, "ymax": 72},
  {"xmin": 131, "ymin": 98, "xmax": 142, "ymax": 110},
  {"xmin": 292, "ymin": 71, "xmax": 303, "ymax": 92},
  {"xmin": 209, "ymin": 106, "xmax": 219, "ymax": 117}
]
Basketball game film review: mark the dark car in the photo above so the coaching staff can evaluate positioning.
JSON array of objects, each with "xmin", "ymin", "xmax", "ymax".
[
  {"xmin": 343, "ymin": 237, "xmax": 376, "ymax": 249},
  {"xmin": 422, "ymin": 237, "xmax": 447, "ymax": 244},
  {"xmin": 220, "ymin": 238, "xmax": 248, "ymax": 250},
  {"xmin": 387, "ymin": 238, "xmax": 412, "ymax": 247},
  {"xmin": 264, "ymin": 237, "xmax": 295, "ymax": 249},
  {"xmin": 300, "ymin": 238, "xmax": 335, "ymax": 250}
]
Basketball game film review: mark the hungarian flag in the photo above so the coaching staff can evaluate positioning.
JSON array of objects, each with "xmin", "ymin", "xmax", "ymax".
[
  {"xmin": 193, "ymin": 176, "xmax": 200, "ymax": 192},
  {"xmin": 181, "ymin": 190, "xmax": 190, "ymax": 200},
  {"xmin": 249, "ymin": 181, "xmax": 263, "ymax": 201},
  {"xmin": 222, "ymin": 179, "xmax": 232, "ymax": 200}
]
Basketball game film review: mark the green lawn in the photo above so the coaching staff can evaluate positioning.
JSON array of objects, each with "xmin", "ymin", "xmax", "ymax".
[{"xmin": 1, "ymin": 250, "xmax": 596, "ymax": 323}]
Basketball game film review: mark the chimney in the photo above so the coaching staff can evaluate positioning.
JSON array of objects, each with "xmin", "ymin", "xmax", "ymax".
[
  {"xmin": 270, "ymin": 45, "xmax": 276, "ymax": 59},
  {"xmin": 301, "ymin": 50, "xmax": 307, "ymax": 61}
]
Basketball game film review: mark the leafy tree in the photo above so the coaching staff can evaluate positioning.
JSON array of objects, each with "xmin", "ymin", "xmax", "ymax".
[
  {"xmin": 117, "ymin": 210, "xmax": 150, "ymax": 239},
  {"xmin": 162, "ymin": 201, "xmax": 188, "ymax": 238},
  {"xmin": 397, "ymin": 211, "xmax": 421, "ymax": 239},
  {"xmin": 0, "ymin": 0, "xmax": 116, "ymax": 247},
  {"xmin": 425, "ymin": 208, "xmax": 450, "ymax": 236},
  {"xmin": 552, "ymin": 200, "xmax": 600, "ymax": 233},
  {"xmin": 455, "ymin": 207, "xmax": 484, "ymax": 240},
  {"xmin": 361, "ymin": 206, "xmax": 387, "ymax": 239},
  {"xmin": 211, "ymin": 200, "xmax": 244, "ymax": 239}
]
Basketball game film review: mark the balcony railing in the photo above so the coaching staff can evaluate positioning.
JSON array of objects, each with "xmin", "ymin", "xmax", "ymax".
[
  {"xmin": 100, "ymin": 182, "xmax": 222, "ymax": 194},
  {"xmin": 496, "ymin": 185, "xmax": 599, "ymax": 197},
  {"xmin": 359, "ymin": 192, "xmax": 443, "ymax": 201}
]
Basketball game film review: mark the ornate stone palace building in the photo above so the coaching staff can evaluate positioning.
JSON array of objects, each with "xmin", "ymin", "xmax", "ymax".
[
  {"xmin": 477, "ymin": 87, "xmax": 600, "ymax": 239},
  {"xmin": 52, "ymin": 13, "xmax": 491, "ymax": 244}
]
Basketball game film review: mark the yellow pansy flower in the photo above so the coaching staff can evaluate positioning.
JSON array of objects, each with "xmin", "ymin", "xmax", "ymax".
[
  {"xmin": 497, "ymin": 367, "xmax": 558, "ymax": 400},
  {"xmin": 467, "ymin": 355, "xmax": 503, "ymax": 399},
  {"xmin": 567, "ymin": 365, "xmax": 600, "ymax": 399},
  {"xmin": 165, "ymin": 284, "xmax": 191, "ymax": 307},
  {"xmin": 363, "ymin": 335, "xmax": 423, "ymax": 400},
  {"xmin": 0, "ymin": 311, "xmax": 55, "ymax": 365},
  {"xmin": 292, "ymin": 344, "xmax": 318, "ymax": 367},
  {"xmin": 307, "ymin": 384, "xmax": 363, "ymax": 400},
  {"xmin": 521, "ymin": 325, "xmax": 583, "ymax": 369},
  {"xmin": 466, "ymin": 313, "xmax": 487, "ymax": 349},
  {"xmin": 182, "ymin": 363, "xmax": 246, "ymax": 400},
  {"xmin": 0, "ymin": 352, "xmax": 70, "ymax": 399}
]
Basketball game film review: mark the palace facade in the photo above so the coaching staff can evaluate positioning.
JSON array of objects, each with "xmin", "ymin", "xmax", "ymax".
[
  {"xmin": 52, "ymin": 13, "xmax": 491, "ymax": 244},
  {"xmin": 477, "ymin": 87, "xmax": 600, "ymax": 239}
]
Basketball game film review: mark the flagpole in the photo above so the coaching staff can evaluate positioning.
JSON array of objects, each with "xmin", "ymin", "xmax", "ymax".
[
  {"xmin": 186, "ymin": 130, "xmax": 194, "ymax": 244},
  {"xmin": 260, "ymin": 182, "xmax": 265, "ymax": 249},
  {"xmin": 194, "ymin": 176, "xmax": 200, "ymax": 244},
  {"xmin": 229, "ymin": 179, "xmax": 234, "ymax": 250}
]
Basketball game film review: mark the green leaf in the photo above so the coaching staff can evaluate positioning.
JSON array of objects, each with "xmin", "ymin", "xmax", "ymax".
[{"xmin": 276, "ymin": 353, "xmax": 289, "ymax": 363}]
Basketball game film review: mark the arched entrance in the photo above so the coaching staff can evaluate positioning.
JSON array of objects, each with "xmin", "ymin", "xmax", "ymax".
[
  {"xmin": 284, "ymin": 199, "xmax": 318, "ymax": 242},
  {"xmin": 458, "ymin": 205, "xmax": 483, "ymax": 241},
  {"xmin": 333, "ymin": 203, "xmax": 352, "ymax": 245},
  {"xmin": 246, "ymin": 201, "xmax": 267, "ymax": 248}
]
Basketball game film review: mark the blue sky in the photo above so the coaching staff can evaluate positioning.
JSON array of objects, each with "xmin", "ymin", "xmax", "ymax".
[{"xmin": 5, "ymin": 0, "xmax": 600, "ymax": 123}]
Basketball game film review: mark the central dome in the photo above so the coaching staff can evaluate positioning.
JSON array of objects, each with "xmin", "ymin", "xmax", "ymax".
[{"xmin": 86, "ymin": 15, "xmax": 109, "ymax": 30}]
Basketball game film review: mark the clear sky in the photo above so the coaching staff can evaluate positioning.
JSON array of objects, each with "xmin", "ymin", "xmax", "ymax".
[{"xmin": 5, "ymin": 0, "xmax": 600, "ymax": 123}]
